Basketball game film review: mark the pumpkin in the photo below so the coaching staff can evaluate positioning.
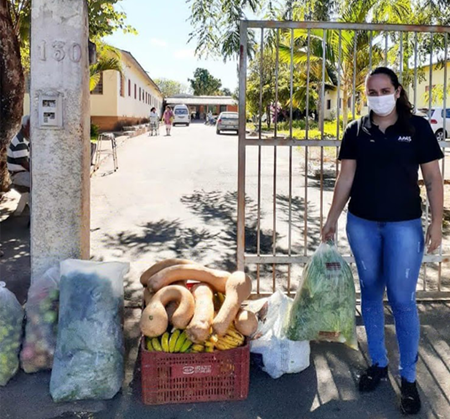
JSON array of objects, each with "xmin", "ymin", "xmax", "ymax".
[{"xmin": 140, "ymin": 285, "xmax": 195, "ymax": 338}]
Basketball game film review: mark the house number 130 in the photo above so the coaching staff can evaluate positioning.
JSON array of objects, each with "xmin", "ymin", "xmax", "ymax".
[{"xmin": 38, "ymin": 41, "xmax": 82, "ymax": 63}]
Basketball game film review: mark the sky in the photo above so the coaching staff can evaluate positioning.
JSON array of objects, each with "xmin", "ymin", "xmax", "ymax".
[{"xmin": 105, "ymin": 0, "xmax": 240, "ymax": 92}]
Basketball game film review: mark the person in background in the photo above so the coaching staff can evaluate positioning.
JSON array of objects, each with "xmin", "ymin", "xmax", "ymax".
[
  {"xmin": 162, "ymin": 106, "xmax": 174, "ymax": 136},
  {"xmin": 8, "ymin": 115, "xmax": 31, "ymax": 190},
  {"xmin": 322, "ymin": 67, "xmax": 443, "ymax": 415},
  {"xmin": 149, "ymin": 107, "xmax": 159, "ymax": 136}
]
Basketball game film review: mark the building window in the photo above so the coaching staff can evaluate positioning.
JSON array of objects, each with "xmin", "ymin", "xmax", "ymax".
[
  {"xmin": 120, "ymin": 75, "xmax": 125, "ymax": 97},
  {"xmin": 327, "ymin": 99, "xmax": 331, "ymax": 110},
  {"xmin": 128, "ymin": 79, "xmax": 131, "ymax": 96},
  {"xmin": 92, "ymin": 72, "xmax": 103, "ymax": 94},
  {"xmin": 134, "ymin": 84, "xmax": 137, "ymax": 99}
]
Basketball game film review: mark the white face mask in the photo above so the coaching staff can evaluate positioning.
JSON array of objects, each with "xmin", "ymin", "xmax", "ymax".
[{"xmin": 367, "ymin": 93, "xmax": 397, "ymax": 116}]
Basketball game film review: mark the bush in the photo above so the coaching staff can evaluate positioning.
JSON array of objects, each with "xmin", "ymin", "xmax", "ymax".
[{"xmin": 90, "ymin": 123, "xmax": 100, "ymax": 139}]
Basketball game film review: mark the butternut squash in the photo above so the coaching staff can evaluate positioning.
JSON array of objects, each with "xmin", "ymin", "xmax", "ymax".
[
  {"xmin": 186, "ymin": 284, "xmax": 214, "ymax": 343},
  {"xmin": 212, "ymin": 271, "xmax": 252, "ymax": 336},
  {"xmin": 143, "ymin": 288, "xmax": 153, "ymax": 306},
  {"xmin": 148, "ymin": 264, "xmax": 230, "ymax": 293},
  {"xmin": 234, "ymin": 309, "xmax": 258, "ymax": 337},
  {"xmin": 140, "ymin": 259, "xmax": 195, "ymax": 286},
  {"xmin": 140, "ymin": 285, "xmax": 195, "ymax": 338}
]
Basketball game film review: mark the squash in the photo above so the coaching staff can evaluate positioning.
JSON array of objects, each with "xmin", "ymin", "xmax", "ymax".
[
  {"xmin": 140, "ymin": 285, "xmax": 195, "ymax": 338},
  {"xmin": 212, "ymin": 271, "xmax": 252, "ymax": 336},
  {"xmin": 186, "ymin": 284, "xmax": 214, "ymax": 343},
  {"xmin": 234, "ymin": 309, "xmax": 258, "ymax": 336},
  {"xmin": 148, "ymin": 264, "xmax": 230, "ymax": 293},
  {"xmin": 143, "ymin": 288, "xmax": 153, "ymax": 306},
  {"xmin": 140, "ymin": 259, "xmax": 195, "ymax": 286}
]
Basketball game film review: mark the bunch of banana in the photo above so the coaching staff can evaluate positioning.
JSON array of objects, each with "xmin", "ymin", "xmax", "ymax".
[
  {"xmin": 207, "ymin": 324, "xmax": 245, "ymax": 351},
  {"xmin": 213, "ymin": 292, "xmax": 226, "ymax": 311},
  {"xmin": 146, "ymin": 329, "xmax": 193, "ymax": 353}
]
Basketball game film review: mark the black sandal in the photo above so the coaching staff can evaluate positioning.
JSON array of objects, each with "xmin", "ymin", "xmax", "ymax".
[
  {"xmin": 400, "ymin": 378, "xmax": 421, "ymax": 415},
  {"xmin": 359, "ymin": 364, "xmax": 388, "ymax": 392}
]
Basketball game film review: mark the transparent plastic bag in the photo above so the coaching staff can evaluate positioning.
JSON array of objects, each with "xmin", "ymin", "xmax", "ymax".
[
  {"xmin": 21, "ymin": 266, "xmax": 60, "ymax": 373},
  {"xmin": 287, "ymin": 242, "xmax": 357, "ymax": 349},
  {"xmin": 249, "ymin": 291, "xmax": 310, "ymax": 379},
  {"xmin": 50, "ymin": 259, "xmax": 130, "ymax": 402},
  {"xmin": 0, "ymin": 282, "xmax": 24, "ymax": 386}
]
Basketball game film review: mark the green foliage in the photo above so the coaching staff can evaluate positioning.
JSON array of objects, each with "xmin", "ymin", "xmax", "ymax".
[
  {"xmin": 221, "ymin": 87, "xmax": 233, "ymax": 96},
  {"xmin": 154, "ymin": 78, "xmax": 189, "ymax": 97},
  {"xmin": 89, "ymin": 44, "xmax": 123, "ymax": 92},
  {"xmin": 90, "ymin": 123, "xmax": 100, "ymax": 139},
  {"xmin": 188, "ymin": 68, "xmax": 222, "ymax": 95}
]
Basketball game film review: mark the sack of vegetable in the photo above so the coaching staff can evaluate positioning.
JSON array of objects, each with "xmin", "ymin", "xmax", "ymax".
[
  {"xmin": 287, "ymin": 242, "xmax": 357, "ymax": 349},
  {"xmin": 50, "ymin": 260, "xmax": 129, "ymax": 402},
  {"xmin": 0, "ymin": 282, "xmax": 24, "ymax": 386},
  {"xmin": 21, "ymin": 266, "xmax": 60, "ymax": 373}
]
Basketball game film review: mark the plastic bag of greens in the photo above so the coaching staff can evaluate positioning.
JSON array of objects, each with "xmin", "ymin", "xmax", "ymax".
[
  {"xmin": 287, "ymin": 242, "xmax": 357, "ymax": 349},
  {"xmin": 21, "ymin": 266, "xmax": 60, "ymax": 373},
  {"xmin": 0, "ymin": 282, "xmax": 24, "ymax": 386},
  {"xmin": 50, "ymin": 259, "xmax": 130, "ymax": 402}
]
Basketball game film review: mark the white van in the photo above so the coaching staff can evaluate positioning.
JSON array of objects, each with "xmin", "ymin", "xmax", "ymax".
[{"xmin": 173, "ymin": 105, "xmax": 191, "ymax": 126}]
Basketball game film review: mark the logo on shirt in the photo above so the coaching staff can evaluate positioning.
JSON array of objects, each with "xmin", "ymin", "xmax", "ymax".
[{"xmin": 398, "ymin": 136, "xmax": 412, "ymax": 142}]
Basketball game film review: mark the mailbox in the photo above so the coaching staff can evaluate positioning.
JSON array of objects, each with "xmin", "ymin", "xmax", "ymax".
[{"xmin": 38, "ymin": 92, "xmax": 63, "ymax": 128}]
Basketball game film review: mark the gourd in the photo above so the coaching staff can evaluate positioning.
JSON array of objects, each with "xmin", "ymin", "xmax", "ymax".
[
  {"xmin": 140, "ymin": 259, "xmax": 194, "ymax": 286},
  {"xmin": 212, "ymin": 271, "xmax": 252, "ymax": 336},
  {"xmin": 148, "ymin": 264, "xmax": 229, "ymax": 293},
  {"xmin": 186, "ymin": 284, "xmax": 214, "ymax": 343},
  {"xmin": 140, "ymin": 285, "xmax": 195, "ymax": 338},
  {"xmin": 234, "ymin": 309, "xmax": 258, "ymax": 337},
  {"xmin": 143, "ymin": 286, "xmax": 178, "ymax": 322}
]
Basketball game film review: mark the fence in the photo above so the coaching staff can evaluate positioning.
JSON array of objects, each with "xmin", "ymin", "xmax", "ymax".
[{"xmin": 237, "ymin": 20, "xmax": 450, "ymax": 300}]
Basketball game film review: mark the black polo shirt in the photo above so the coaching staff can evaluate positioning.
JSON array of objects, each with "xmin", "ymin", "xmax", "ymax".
[{"xmin": 339, "ymin": 114, "xmax": 444, "ymax": 222}]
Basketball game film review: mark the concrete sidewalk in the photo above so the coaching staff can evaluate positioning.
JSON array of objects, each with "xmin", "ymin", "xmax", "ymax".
[{"xmin": 1, "ymin": 128, "xmax": 450, "ymax": 418}]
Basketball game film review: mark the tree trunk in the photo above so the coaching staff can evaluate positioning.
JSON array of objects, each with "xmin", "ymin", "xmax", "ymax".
[
  {"xmin": 0, "ymin": 0, "xmax": 25, "ymax": 192},
  {"xmin": 342, "ymin": 87, "xmax": 349, "ymax": 129}
]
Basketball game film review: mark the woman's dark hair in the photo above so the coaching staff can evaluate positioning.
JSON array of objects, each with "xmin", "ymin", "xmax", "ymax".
[
  {"xmin": 151, "ymin": 107, "xmax": 156, "ymax": 112},
  {"xmin": 368, "ymin": 67, "xmax": 414, "ymax": 133}
]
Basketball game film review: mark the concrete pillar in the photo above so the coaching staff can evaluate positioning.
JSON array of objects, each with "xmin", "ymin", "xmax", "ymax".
[{"xmin": 30, "ymin": 0, "xmax": 90, "ymax": 279}]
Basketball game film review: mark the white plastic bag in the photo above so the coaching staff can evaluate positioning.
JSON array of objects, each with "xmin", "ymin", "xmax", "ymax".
[
  {"xmin": 248, "ymin": 290, "xmax": 310, "ymax": 379},
  {"xmin": 21, "ymin": 266, "xmax": 60, "ymax": 373},
  {"xmin": 50, "ymin": 259, "xmax": 130, "ymax": 402},
  {"xmin": 0, "ymin": 282, "xmax": 24, "ymax": 386}
]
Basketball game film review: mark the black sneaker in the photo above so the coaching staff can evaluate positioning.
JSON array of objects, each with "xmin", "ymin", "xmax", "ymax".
[
  {"xmin": 359, "ymin": 364, "xmax": 388, "ymax": 392},
  {"xmin": 401, "ymin": 378, "xmax": 421, "ymax": 415}
]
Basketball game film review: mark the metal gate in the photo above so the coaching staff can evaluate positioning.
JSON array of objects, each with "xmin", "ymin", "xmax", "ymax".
[{"xmin": 237, "ymin": 20, "xmax": 450, "ymax": 299}]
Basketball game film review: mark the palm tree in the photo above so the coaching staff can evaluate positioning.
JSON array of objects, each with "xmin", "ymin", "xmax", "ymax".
[{"xmin": 89, "ymin": 43, "xmax": 123, "ymax": 92}]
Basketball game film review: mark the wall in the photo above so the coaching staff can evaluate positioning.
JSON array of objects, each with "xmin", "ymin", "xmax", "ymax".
[
  {"xmin": 90, "ymin": 70, "xmax": 119, "ymax": 117},
  {"xmin": 408, "ymin": 62, "xmax": 450, "ymax": 109}
]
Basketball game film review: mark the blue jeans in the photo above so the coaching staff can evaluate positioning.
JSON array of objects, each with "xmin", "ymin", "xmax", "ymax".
[{"xmin": 346, "ymin": 212, "xmax": 424, "ymax": 382}]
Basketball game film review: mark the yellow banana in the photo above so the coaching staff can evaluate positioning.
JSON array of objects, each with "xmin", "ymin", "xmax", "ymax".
[
  {"xmin": 215, "ymin": 341, "xmax": 233, "ymax": 351},
  {"xmin": 227, "ymin": 330, "xmax": 245, "ymax": 342},
  {"xmin": 151, "ymin": 337, "xmax": 162, "ymax": 351},
  {"xmin": 191, "ymin": 344, "xmax": 205, "ymax": 352},
  {"xmin": 205, "ymin": 345, "xmax": 214, "ymax": 353},
  {"xmin": 221, "ymin": 335, "xmax": 243, "ymax": 347},
  {"xmin": 217, "ymin": 292, "xmax": 225, "ymax": 305},
  {"xmin": 146, "ymin": 338, "xmax": 154, "ymax": 352},
  {"xmin": 174, "ymin": 330, "xmax": 188, "ymax": 352},
  {"xmin": 161, "ymin": 332, "xmax": 170, "ymax": 352},
  {"xmin": 204, "ymin": 341, "xmax": 215, "ymax": 348},
  {"xmin": 180, "ymin": 339, "xmax": 193, "ymax": 353},
  {"xmin": 169, "ymin": 329, "xmax": 181, "ymax": 353},
  {"xmin": 209, "ymin": 334, "xmax": 219, "ymax": 344}
]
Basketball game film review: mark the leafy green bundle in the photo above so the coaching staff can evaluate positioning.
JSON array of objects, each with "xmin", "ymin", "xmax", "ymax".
[{"xmin": 287, "ymin": 243, "xmax": 357, "ymax": 349}]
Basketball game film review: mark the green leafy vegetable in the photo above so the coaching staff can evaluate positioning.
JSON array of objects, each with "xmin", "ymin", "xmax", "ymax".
[{"xmin": 287, "ymin": 243, "xmax": 357, "ymax": 349}]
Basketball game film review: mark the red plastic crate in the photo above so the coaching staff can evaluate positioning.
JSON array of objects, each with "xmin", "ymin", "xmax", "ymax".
[{"xmin": 141, "ymin": 339, "xmax": 250, "ymax": 405}]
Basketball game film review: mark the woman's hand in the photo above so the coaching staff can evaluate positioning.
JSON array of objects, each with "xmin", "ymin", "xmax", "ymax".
[
  {"xmin": 426, "ymin": 221, "xmax": 442, "ymax": 253},
  {"xmin": 322, "ymin": 220, "xmax": 337, "ymax": 242}
]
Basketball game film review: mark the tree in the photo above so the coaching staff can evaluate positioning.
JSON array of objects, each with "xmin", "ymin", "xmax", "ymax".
[
  {"xmin": 221, "ymin": 87, "xmax": 232, "ymax": 96},
  {"xmin": 154, "ymin": 78, "xmax": 189, "ymax": 97},
  {"xmin": 90, "ymin": 43, "xmax": 123, "ymax": 92},
  {"xmin": 0, "ymin": 0, "xmax": 135, "ymax": 193},
  {"xmin": 188, "ymin": 68, "xmax": 222, "ymax": 95}
]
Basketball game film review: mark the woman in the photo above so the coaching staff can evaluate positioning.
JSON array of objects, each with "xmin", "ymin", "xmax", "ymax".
[
  {"xmin": 322, "ymin": 67, "xmax": 443, "ymax": 415},
  {"xmin": 149, "ymin": 107, "xmax": 159, "ymax": 136},
  {"xmin": 163, "ymin": 106, "xmax": 174, "ymax": 136}
]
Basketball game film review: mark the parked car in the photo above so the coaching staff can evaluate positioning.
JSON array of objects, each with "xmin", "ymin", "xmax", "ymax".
[
  {"xmin": 173, "ymin": 105, "xmax": 191, "ymax": 126},
  {"xmin": 418, "ymin": 107, "xmax": 450, "ymax": 141},
  {"xmin": 216, "ymin": 112, "xmax": 239, "ymax": 134}
]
